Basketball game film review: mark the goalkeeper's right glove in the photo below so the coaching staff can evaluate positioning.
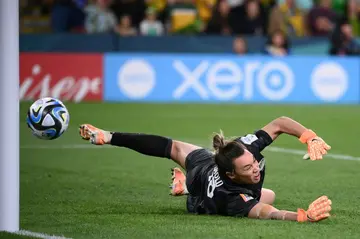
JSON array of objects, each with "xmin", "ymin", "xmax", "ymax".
[
  {"xmin": 299, "ymin": 129, "xmax": 331, "ymax": 160},
  {"xmin": 297, "ymin": 195, "xmax": 332, "ymax": 222}
]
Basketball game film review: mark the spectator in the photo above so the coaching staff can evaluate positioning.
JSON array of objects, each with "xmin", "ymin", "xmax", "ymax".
[
  {"xmin": 260, "ymin": 0, "xmax": 276, "ymax": 8},
  {"xmin": 145, "ymin": 0, "xmax": 167, "ymax": 23},
  {"xmin": 140, "ymin": 7, "xmax": 164, "ymax": 35},
  {"xmin": 277, "ymin": 0, "xmax": 314, "ymax": 12},
  {"xmin": 146, "ymin": 0, "xmax": 167, "ymax": 13},
  {"xmin": 268, "ymin": 0, "xmax": 307, "ymax": 37},
  {"xmin": 227, "ymin": 0, "xmax": 245, "ymax": 9},
  {"xmin": 110, "ymin": 0, "xmax": 146, "ymax": 28},
  {"xmin": 166, "ymin": 0, "xmax": 202, "ymax": 34},
  {"xmin": 51, "ymin": 0, "xmax": 85, "ymax": 32},
  {"xmin": 84, "ymin": 0, "xmax": 117, "ymax": 33},
  {"xmin": 259, "ymin": 0, "xmax": 277, "ymax": 35},
  {"xmin": 295, "ymin": 0, "xmax": 313, "ymax": 11},
  {"xmin": 196, "ymin": 0, "xmax": 217, "ymax": 25},
  {"xmin": 20, "ymin": 0, "xmax": 53, "ymax": 33},
  {"xmin": 233, "ymin": 36, "xmax": 248, "ymax": 54},
  {"xmin": 307, "ymin": 0, "xmax": 338, "ymax": 36},
  {"xmin": 332, "ymin": 0, "xmax": 346, "ymax": 16},
  {"xmin": 235, "ymin": 0, "xmax": 265, "ymax": 35},
  {"xmin": 329, "ymin": 17, "xmax": 360, "ymax": 55},
  {"xmin": 263, "ymin": 30, "xmax": 290, "ymax": 56},
  {"xmin": 205, "ymin": 0, "xmax": 232, "ymax": 35},
  {"xmin": 74, "ymin": 0, "xmax": 88, "ymax": 8},
  {"xmin": 344, "ymin": 0, "xmax": 360, "ymax": 37},
  {"xmin": 116, "ymin": 15, "xmax": 138, "ymax": 36}
]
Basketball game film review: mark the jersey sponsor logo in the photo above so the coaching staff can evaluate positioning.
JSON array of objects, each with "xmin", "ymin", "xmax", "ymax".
[
  {"xmin": 207, "ymin": 167, "xmax": 223, "ymax": 199},
  {"xmin": 240, "ymin": 194, "xmax": 254, "ymax": 202},
  {"xmin": 240, "ymin": 134, "xmax": 258, "ymax": 145}
]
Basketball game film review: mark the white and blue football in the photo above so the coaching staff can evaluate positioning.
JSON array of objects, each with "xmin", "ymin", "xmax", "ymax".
[{"xmin": 26, "ymin": 97, "xmax": 70, "ymax": 140}]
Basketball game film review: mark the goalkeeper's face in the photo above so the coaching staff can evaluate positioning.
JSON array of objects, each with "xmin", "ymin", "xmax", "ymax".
[{"xmin": 227, "ymin": 149, "xmax": 261, "ymax": 184}]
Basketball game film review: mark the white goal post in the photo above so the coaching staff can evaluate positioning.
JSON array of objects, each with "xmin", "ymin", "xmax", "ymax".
[{"xmin": 0, "ymin": 0, "xmax": 20, "ymax": 232}]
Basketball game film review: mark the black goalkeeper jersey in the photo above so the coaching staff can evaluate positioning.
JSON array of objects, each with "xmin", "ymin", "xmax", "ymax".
[{"xmin": 185, "ymin": 130, "xmax": 273, "ymax": 217}]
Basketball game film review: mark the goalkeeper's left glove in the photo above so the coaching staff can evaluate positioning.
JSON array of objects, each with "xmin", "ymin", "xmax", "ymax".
[
  {"xmin": 299, "ymin": 129, "xmax": 331, "ymax": 161},
  {"xmin": 297, "ymin": 195, "xmax": 332, "ymax": 222}
]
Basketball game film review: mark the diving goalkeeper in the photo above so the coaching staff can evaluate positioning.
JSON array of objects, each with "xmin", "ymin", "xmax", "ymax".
[{"xmin": 79, "ymin": 116, "xmax": 332, "ymax": 222}]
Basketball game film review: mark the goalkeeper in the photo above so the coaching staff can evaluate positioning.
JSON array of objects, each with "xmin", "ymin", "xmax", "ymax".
[{"xmin": 79, "ymin": 116, "xmax": 332, "ymax": 222}]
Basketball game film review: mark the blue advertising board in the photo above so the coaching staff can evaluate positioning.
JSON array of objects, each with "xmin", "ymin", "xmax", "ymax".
[{"xmin": 104, "ymin": 54, "xmax": 360, "ymax": 104}]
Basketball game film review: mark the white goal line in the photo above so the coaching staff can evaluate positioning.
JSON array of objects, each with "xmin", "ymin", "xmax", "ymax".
[{"xmin": 10, "ymin": 230, "xmax": 72, "ymax": 239}]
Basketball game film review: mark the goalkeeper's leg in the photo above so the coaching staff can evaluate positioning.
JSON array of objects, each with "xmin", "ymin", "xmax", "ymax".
[
  {"xmin": 79, "ymin": 124, "xmax": 201, "ymax": 169},
  {"xmin": 170, "ymin": 167, "xmax": 188, "ymax": 196}
]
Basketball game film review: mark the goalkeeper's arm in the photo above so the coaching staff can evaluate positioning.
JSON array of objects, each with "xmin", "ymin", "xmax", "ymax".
[
  {"xmin": 260, "ymin": 116, "xmax": 308, "ymax": 140},
  {"xmin": 248, "ymin": 196, "xmax": 332, "ymax": 222},
  {"xmin": 248, "ymin": 203, "xmax": 298, "ymax": 221},
  {"xmin": 260, "ymin": 116, "xmax": 331, "ymax": 160}
]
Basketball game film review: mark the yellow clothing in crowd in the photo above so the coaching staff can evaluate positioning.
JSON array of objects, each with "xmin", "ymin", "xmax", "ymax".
[
  {"xmin": 268, "ymin": 2, "xmax": 306, "ymax": 36},
  {"xmin": 196, "ymin": 0, "xmax": 216, "ymax": 23}
]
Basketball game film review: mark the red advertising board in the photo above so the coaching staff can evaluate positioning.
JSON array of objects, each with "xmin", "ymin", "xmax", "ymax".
[{"xmin": 20, "ymin": 53, "xmax": 103, "ymax": 102}]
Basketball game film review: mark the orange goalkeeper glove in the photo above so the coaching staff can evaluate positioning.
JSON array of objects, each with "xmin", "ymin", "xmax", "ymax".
[
  {"xmin": 299, "ymin": 129, "xmax": 331, "ymax": 160},
  {"xmin": 297, "ymin": 195, "xmax": 332, "ymax": 222}
]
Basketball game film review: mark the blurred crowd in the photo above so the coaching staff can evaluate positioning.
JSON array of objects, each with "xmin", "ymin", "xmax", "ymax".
[{"xmin": 20, "ymin": 0, "xmax": 360, "ymax": 55}]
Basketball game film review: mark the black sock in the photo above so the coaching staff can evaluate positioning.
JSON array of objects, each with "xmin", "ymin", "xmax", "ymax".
[{"xmin": 110, "ymin": 132, "xmax": 173, "ymax": 159}]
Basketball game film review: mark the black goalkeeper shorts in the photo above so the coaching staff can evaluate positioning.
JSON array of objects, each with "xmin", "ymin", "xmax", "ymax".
[
  {"xmin": 185, "ymin": 148, "xmax": 213, "ymax": 197},
  {"xmin": 184, "ymin": 149, "xmax": 214, "ymax": 214}
]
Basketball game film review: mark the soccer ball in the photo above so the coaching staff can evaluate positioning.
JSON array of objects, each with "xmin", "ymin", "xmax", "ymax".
[{"xmin": 26, "ymin": 97, "xmax": 70, "ymax": 140}]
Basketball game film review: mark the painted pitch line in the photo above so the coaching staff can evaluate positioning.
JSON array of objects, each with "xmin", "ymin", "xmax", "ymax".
[
  {"xmin": 20, "ymin": 144, "xmax": 109, "ymax": 149},
  {"xmin": 266, "ymin": 146, "xmax": 360, "ymax": 161},
  {"xmin": 12, "ymin": 230, "xmax": 71, "ymax": 239},
  {"xmin": 20, "ymin": 144, "xmax": 360, "ymax": 161}
]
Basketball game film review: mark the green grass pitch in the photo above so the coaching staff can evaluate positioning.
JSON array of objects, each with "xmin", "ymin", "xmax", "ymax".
[{"xmin": 6, "ymin": 102, "xmax": 360, "ymax": 239}]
